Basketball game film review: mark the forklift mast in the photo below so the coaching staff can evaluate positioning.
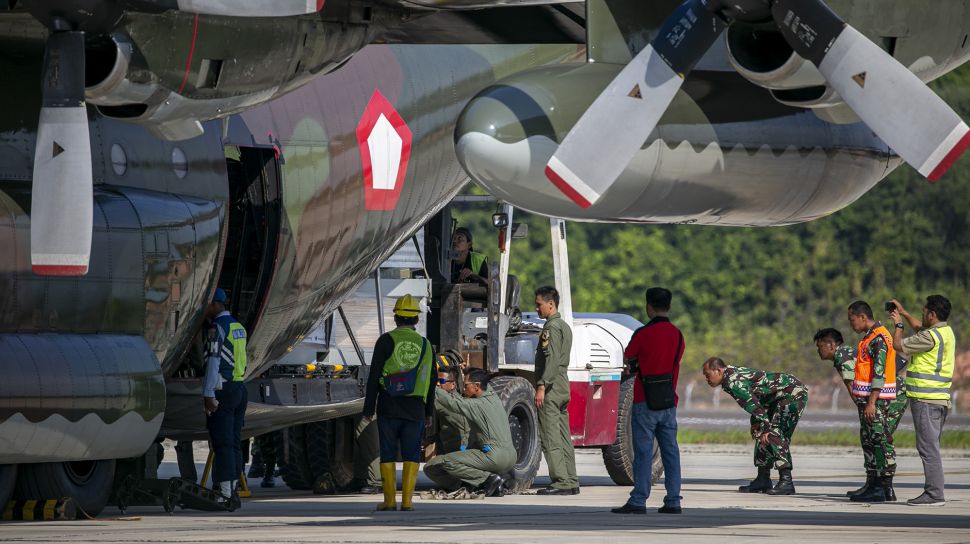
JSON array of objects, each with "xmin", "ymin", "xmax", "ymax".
[{"xmin": 423, "ymin": 198, "xmax": 573, "ymax": 373}]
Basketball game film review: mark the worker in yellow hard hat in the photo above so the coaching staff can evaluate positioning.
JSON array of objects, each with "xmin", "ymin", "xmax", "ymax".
[{"xmin": 362, "ymin": 294, "xmax": 436, "ymax": 511}]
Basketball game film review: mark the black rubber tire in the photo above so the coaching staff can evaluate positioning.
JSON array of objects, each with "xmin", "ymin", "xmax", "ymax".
[
  {"xmin": 602, "ymin": 378, "xmax": 664, "ymax": 486},
  {"xmin": 329, "ymin": 418, "xmax": 357, "ymax": 489},
  {"xmin": 305, "ymin": 419, "xmax": 355, "ymax": 494},
  {"xmin": 276, "ymin": 424, "xmax": 313, "ymax": 490},
  {"xmin": 0, "ymin": 464, "xmax": 17, "ymax": 510},
  {"xmin": 490, "ymin": 375, "xmax": 541, "ymax": 494},
  {"xmin": 15, "ymin": 459, "xmax": 115, "ymax": 518}
]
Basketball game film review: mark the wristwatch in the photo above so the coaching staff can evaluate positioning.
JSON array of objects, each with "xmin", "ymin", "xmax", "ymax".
[{"xmin": 895, "ymin": 323, "xmax": 905, "ymax": 329}]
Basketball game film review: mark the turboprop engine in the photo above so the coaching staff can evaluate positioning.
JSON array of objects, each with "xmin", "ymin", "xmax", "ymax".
[{"xmin": 454, "ymin": 63, "xmax": 897, "ymax": 226}]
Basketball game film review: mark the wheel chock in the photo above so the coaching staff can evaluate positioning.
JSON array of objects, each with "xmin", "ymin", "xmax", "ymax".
[
  {"xmin": 237, "ymin": 472, "xmax": 251, "ymax": 498},
  {"xmin": 3, "ymin": 498, "xmax": 76, "ymax": 521}
]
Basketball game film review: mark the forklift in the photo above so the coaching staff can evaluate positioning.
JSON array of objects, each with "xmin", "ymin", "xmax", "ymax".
[{"xmin": 422, "ymin": 198, "xmax": 655, "ymax": 493}]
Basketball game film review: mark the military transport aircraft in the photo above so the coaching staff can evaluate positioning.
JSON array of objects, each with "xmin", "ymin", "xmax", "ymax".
[
  {"xmin": 0, "ymin": 0, "xmax": 584, "ymax": 516},
  {"xmin": 0, "ymin": 0, "xmax": 966, "ymax": 518}
]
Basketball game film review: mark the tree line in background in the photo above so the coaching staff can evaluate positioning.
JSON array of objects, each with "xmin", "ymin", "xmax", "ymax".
[{"xmin": 449, "ymin": 68, "xmax": 970, "ymax": 385}]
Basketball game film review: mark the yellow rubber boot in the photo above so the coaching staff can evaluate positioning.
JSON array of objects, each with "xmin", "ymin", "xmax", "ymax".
[
  {"xmin": 401, "ymin": 461, "xmax": 419, "ymax": 511},
  {"xmin": 377, "ymin": 462, "xmax": 397, "ymax": 511}
]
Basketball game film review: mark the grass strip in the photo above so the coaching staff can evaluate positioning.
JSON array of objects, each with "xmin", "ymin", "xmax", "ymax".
[{"xmin": 677, "ymin": 429, "xmax": 970, "ymax": 449}]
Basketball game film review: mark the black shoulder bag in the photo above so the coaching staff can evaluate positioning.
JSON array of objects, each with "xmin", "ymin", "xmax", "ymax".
[{"xmin": 640, "ymin": 332, "xmax": 682, "ymax": 411}]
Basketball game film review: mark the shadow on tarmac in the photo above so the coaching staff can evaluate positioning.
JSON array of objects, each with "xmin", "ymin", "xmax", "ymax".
[
  {"xmin": 682, "ymin": 478, "xmax": 970, "ymax": 490},
  {"xmin": 267, "ymin": 503, "xmax": 970, "ymax": 531},
  {"xmin": 149, "ymin": 477, "xmax": 970, "ymax": 533}
]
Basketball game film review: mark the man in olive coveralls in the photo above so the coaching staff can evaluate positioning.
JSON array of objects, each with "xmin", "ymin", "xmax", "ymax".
[
  {"xmin": 433, "ymin": 365, "xmax": 468, "ymax": 455},
  {"xmin": 424, "ymin": 368, "xmax": 514, "ymax": 496},
  {"xmin": 534, "ymin": 286, "xmax": 579, "ymax": 495}
]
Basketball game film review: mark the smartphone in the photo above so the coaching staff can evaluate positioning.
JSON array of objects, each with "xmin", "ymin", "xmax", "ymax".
[{"xmin": 885, "ymin": 301, "xmax": 895, "ymax": 312}]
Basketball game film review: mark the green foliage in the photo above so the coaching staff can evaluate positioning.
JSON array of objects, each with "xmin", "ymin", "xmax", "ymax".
[{"xmin": 452, "ymin": 68, "xmax": 970, "ymax": 384}]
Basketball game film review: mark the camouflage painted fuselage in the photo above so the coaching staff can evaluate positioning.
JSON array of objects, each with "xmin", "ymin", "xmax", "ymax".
[{"xmin": 0, "ymin": 37, "xmax": 581, "ymax": 461}]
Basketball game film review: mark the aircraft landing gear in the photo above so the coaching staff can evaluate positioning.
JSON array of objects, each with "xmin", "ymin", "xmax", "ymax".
[
  {"xmin": 15, "ymin": 459, "xmax": 115, "ymax": 518},
  {"xmin": 0, "ymin": 464, "xmax": 17, "ymax": 510}
]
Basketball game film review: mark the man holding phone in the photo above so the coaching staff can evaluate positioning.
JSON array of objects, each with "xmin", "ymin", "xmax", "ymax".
[{"xmin": 888, "ymin": 295, "xmax": 954, "ymax": 506}]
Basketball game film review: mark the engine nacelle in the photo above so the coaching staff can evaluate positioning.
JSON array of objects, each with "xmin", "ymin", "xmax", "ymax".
[
  {"xmin": 724, "ymin": 25, "xmax": 852, "ymax": 112},
  {"xmin": 725, "ymin": 25, "xmax": 826, "ymax": 91},
  {"xmin": 84, "ymin": 34, "xmax": 213, "ymax": 140},
  {"xmin": 82, "ymin": 11, "xmax": 380, "ymax": 141},
  {"xmin": 454, "ymin": 63, "xmax": 897, "ymax": 226}
]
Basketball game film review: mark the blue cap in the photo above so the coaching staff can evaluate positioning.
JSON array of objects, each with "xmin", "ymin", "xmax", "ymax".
[{"xmin": 213, "ymin": 288, "xmax": 227, "ymax": 304}]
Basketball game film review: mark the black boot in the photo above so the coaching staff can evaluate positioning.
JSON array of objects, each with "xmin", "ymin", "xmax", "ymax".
[
  {"xmin": 739, "ymin": 467, "xmax": 772, "ymax": 493},
  {"xmin": 480, "ymin": 474, "xmax": 505, "ymax": 497},
  {"xmin": 883, "ymin": 474, "xmax": 896, "ymax": 502},
  {"xmin": 846, "ymin": 470, "xmax": 875, "ymax": 497},
  {"xmin": 766, "ymin": 468, "xmax": 795, "ymax": 495},
  {"xmin": 247, "ymin": 449, "xmax": 265, "ymax": 479},
  {"xmin": 261, "ymin": 462, "xmax": 276, "ymax": 488},
  {"xmin": 850, "ymin": 473, "xmax": 886, "ymax": 503}
]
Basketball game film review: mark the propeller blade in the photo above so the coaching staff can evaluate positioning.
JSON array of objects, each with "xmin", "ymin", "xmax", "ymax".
[
  {"xmin": 31, "ymin": 31, "xmax": 93, "ymax": 276},
  {"xmin": 140, "ymin": 0, "xmax": 326, "ymax": 16},
  {"xmin": 772, "ymin": 0, "xmax": 970, "ymax": 181},
  {"xmin": 545, "ymin": 0, "xmax": 727, "ymax": 207}
]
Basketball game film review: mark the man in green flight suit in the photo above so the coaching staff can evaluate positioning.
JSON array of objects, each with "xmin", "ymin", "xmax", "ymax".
[
  {"xmin": 702, "ymin": 357, "xmax": 809, "ymax": 495},
  {"xmin": 424, "ymin": 368, "xmax": 514, "ymax": 496},
  {"xmin": 433, "ymin": 364, "xmax": 468, "ymax": 455},
  {"xmin": 534, "ymin": 286, "xmax": 579, "ymax": 495},
  {"xmin": 815, "ymin": 327, "xmax": 908, "ymax": 501}
]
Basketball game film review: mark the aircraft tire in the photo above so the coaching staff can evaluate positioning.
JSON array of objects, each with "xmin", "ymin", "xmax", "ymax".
[
  {"xmin": 15, "ymin": 459, "xmax": 115, "ymax": 518},
  {"xmin": 275, "ymin": 424, "xmax": 313, "ymax": 490},
  {"xmin": 602, "ymin": 378, "xmax": 664, "ymax": 486},
  {"xmin": 0, "ymin": 464, "xmax": 16, "ymax": 509},
  {"xmin": 490, "ymin": 375, "xmax": 541, "ymax": 494},
  {"xmin": 305, "ymin": 419, "xmax": 355, "ymax": 494}
]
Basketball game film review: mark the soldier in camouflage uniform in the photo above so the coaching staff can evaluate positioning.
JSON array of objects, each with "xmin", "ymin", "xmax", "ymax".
[
  {"xmin": 702, "ymin": 357, "xmax": 808, "ymax": 495},
  {"xmin": 846, "ymin": 301, "xmax": 904, "ymax": 503},
  {"xmin": 815, "ymin": 327, "xmax": 908, "ymax": 501}
]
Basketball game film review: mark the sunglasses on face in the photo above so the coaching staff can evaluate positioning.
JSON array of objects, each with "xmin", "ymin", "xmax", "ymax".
[{"xmin": 437, "ymin": 378, "xmax": 455, "ymax": 385}]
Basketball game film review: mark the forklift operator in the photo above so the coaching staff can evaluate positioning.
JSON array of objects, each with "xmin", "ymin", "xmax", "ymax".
[{"xmin": 451, "ymin": 227, "xmax": 488, "ymax": 286}]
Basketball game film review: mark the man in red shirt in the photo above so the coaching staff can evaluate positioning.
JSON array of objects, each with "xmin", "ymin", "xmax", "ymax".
[{"xmin": 612, "ymin": 287, "xmax": 685, "ymax": 515}]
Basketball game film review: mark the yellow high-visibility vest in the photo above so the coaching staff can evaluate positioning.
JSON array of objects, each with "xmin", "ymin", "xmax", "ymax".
[{"xmin": 904, "ymin": 324, "xmax": 955, "ymax": 401}]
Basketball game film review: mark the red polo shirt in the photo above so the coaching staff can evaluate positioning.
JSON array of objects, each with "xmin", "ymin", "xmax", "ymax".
[{"xmin": 624, "ymin": 316, "xmax": 684, "ymax": 405}]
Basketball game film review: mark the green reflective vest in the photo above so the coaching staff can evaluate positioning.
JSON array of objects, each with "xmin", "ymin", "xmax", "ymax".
[
  {"xmin": 212, "ymin": 312, "xmax": 247, "ymax": 382},
  {"xmin": 904, "ymin": 324, "xmax": 955, "ymax": 401},
  {"xmin": 469, "ymin": 251, "xmax": 487, "ymax": 276},
  {"xmin": 380, "ymin": 328, "xmax": 433, "ymax": 401}
]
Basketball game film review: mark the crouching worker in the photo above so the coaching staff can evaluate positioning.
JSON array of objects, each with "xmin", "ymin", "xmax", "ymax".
[
  {"xmin": 424, "ymin": 369, "xmax": 515, "ymax": 497},
  {"xmin": 434, "ymin": 365, "xmax": 469, "ymax": 455},
  {"xmin": 702, "ymin": 357, "xmax": 808, "ymax": 495},
  {"xmin": 362, "ymin": 294, "xmax": 437, "ymax": 511}
]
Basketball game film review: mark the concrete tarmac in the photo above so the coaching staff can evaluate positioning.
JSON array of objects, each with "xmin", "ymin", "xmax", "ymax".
[{"xmin": 1, "ymin": 444, "xmax": 968, "ymax": 543}]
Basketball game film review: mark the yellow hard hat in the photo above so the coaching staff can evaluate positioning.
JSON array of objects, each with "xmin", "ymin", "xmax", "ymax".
[{"xmin": 393, "ymin": 294, "xmax": 421, "ymax": 317}]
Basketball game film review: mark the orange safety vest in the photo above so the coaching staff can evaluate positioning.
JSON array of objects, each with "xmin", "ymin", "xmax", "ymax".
[{"xmin": 852, "ymin": 324, "xmax": 897, "ymax": 400}]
